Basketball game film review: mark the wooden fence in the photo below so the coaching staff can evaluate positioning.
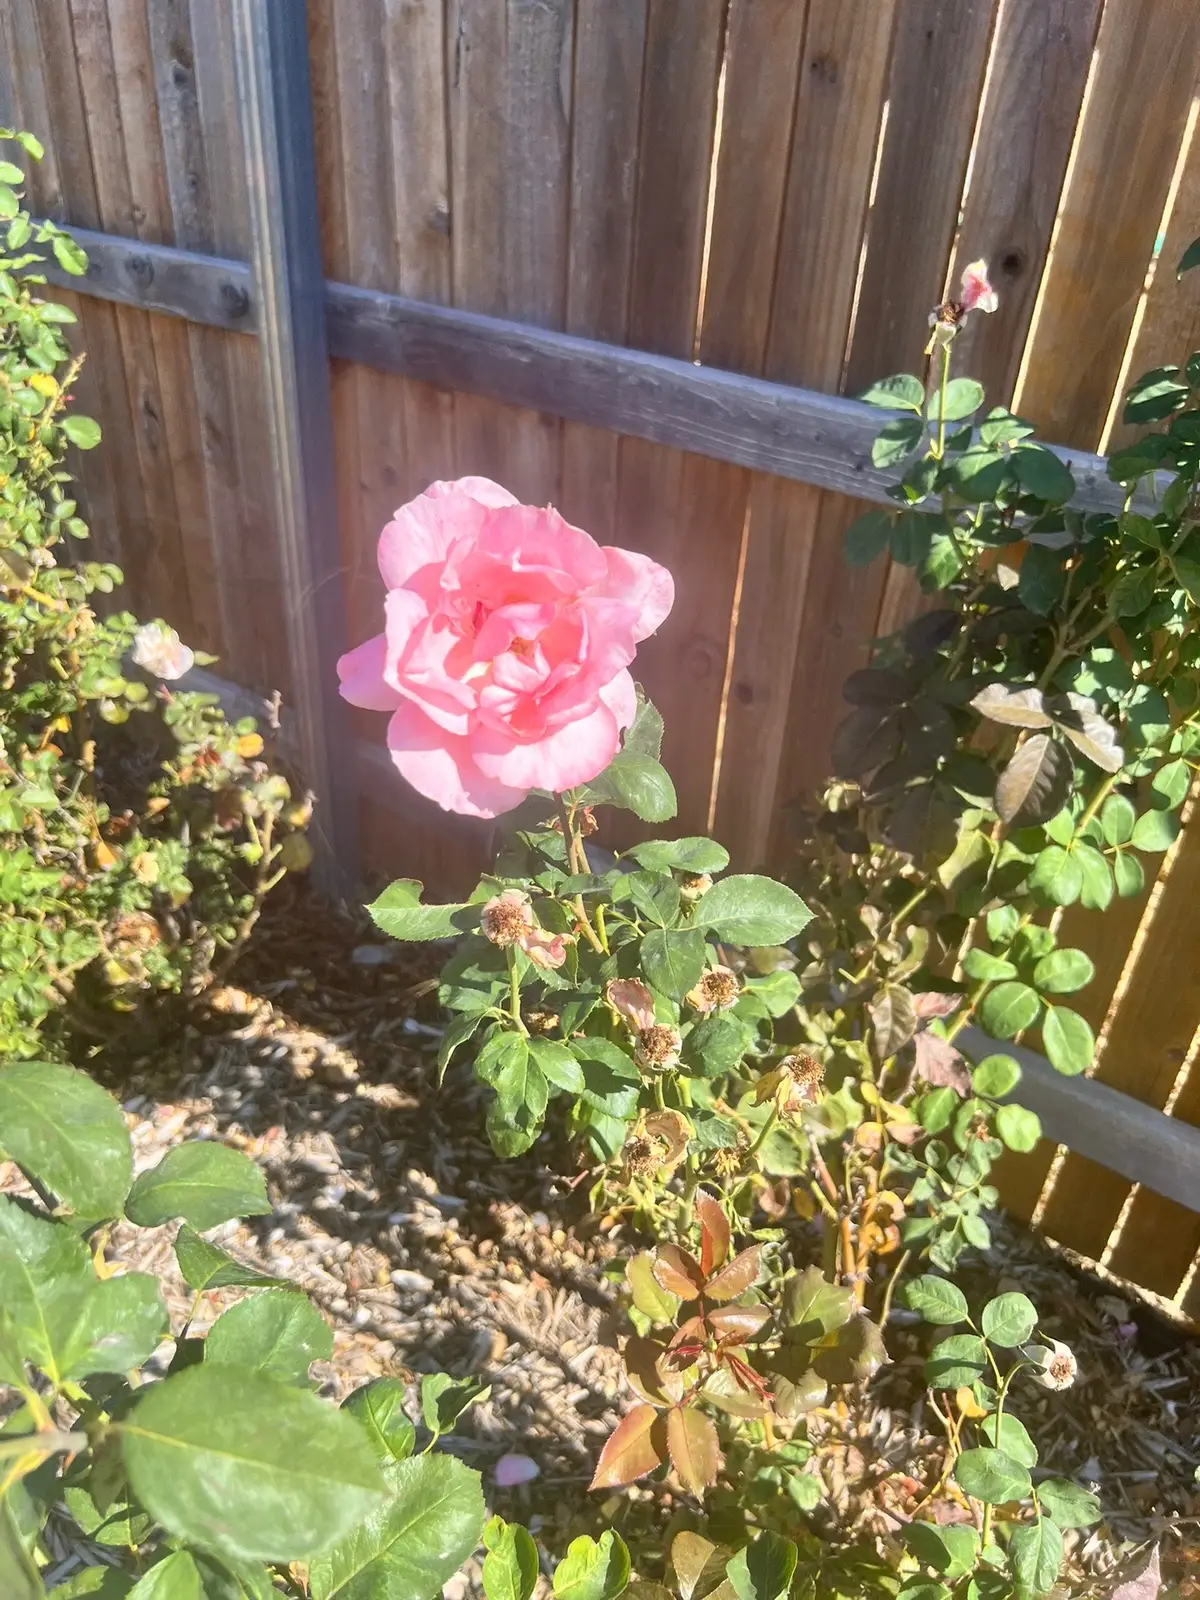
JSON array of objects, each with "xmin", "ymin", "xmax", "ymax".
[{"xmin": 3, "ymin": 0, "xmax": 1200, "ymax": 1310}]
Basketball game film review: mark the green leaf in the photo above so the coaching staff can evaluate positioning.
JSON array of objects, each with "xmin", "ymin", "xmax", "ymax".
[
  {"xmin": 1018, "ymin": 545, "xmax": 1065, "ymax": 616},
  {"xmin": 860, "ymin": 374, "xmax": 925, "ymax": 411},
  {"xmin": 127, "ymin": 1553, "xmax": 204, "ymax": 1599},
  {"xmin": 693, "ymin": 875, "xmax": 812, "ymax": 946},
  {"xmin": 437, "ymin": 1012, "xmax": 483, "ymax": 1085},
  {"xmin": 902, "ymin": 1275, "xmax": 968, "ymax": 1325},
  {"xmin": 1036, "ymin": 1477, "xmax": 1101, "ymax": 1528},
  {"xmin": 1075, "ymin": 843, "xmax": 1113, "ymax": 911},
  {"xmin": 681, "ymin": 1013, "xmax": 752, "ymax": 1077},
  {"xmin": 996, "ymin": 1104, "xmax": 1042, "ymax": 1152},
  {"xmin": 917, "ymin": 1087, "xmax": 958, "ymax": 1134},
  {"xmin": 904, "ymin": 1522, "xmax": 979, "ymax": 1579},
  {"xmin": 0, "ymin": 1061, "xmax": 131, "ymax": 1218},
  {"xmin": 0, "ymin": 160, "xmax": 24, "ymax": 183},
  {"xmin": 342, "ymin": 1379, "xmax": 416, "ymax": 1466},
  {"xmin": 61, "ymin": 415, "xmax": 102, "ymax": 450},
  {"xmin": 205, "ymin": 1288, "xmax": 332, "ymax": 1385},
  {"xmin": 1009, "ymin": 1519, "xmax": 1063, "ymax": 1595},
  {"xmin": 1131, "ymin": 808, "xmax": 1179, "ymax": 852},
  {"xmin": 624, "ymin": 838, "xmax": 729, "ymax": 874},
  {"xmin": 626, "ymin": 1253, "xmax": 680, "ymax": 1323},
  {"xmin": 1101, "ymin": 794, "xmax": 1135, "ymax": 846},
  {"xmin": 844, "ymin": 510, "xmax": 893, "ymax": 565},
  {"xmin": 420, "ymin": 1372, "xmax": 489, "ymax": 1438},
  {"xmin": 962, "ymin": 950, "xmax": 1017, "ymax": 983},
  {"xmin": 553, "ymin": 1531, "xmax": 632, "ymax": 1600},
  {"xmin": 927, "ymin": 377, "xmax": 984, "ymax": 424},
  {"xmin": 621, "ymin": 693, "xmax": 664, "ymax": 759},
  {"xmin": 954, "ymin": 1446, "xmax": 1031, "ymax": 1505},
  {"xmin": 781, "ymin": 1265, "xmax": 855, "ymax": 1343},
  {"xmin": 1032, "ymin": 948, "xmax": 1094, "ymax": 995},
  {"xmin": 528, "ymin": 1037, "xmax": 585, "ymax": 1095},
  {"xmin": 977, "ymin": 981, "xmax": 1041, "ymax": 1040},
  {"xmin": 727, "ymin": 1531, "xmax": 797, "ymax": 1600},
  {"xmin": 1113, "ymin": 848, "xmax": 1145, "ymax": 897},
  {"xmin": 871, "ymin": 415, "xmax": 924, "ymax": 468},
  {"xmin": 641, "ymin": 928, "xmax": 707, "ymax": 1000},
  {"xmin": 51, "ymin": 233, "xmax": 88, "ymax": 275},
  {"xmin": 174, "ymin": 1227, "xmax": 279, "ymax": 1292},
  {"xmin": 483, "ymin": 1517, "xmax": 540, "ymax": 1600},
  {"xmin": 588, "ymin": 752, "xmax": 677, "ymax": 822},
  {"xmin": 309, "ymin": 1452, "xmax": 485, "ymax": 1600},
  {"xmin": 55, "ymin": 1272, "xmax": 167, "ymax": 1380},
  {"xmin": 994, "ymin": 735, "xmax": 1072, "ymax": 829},
  {"xmin": 1028, "ymin": 846, "xmax": 1083, "ymax": 907},
  {"xmin": 925, "ymin": 1334, "xmax": 987, "ymax": 1389},
  {"xmin": 1041, "ymin": 1005, "xmax": 1094, "ymax": 1076},
  {"xmin": 1151, "ymin": 758, "xmax": 1190, "ymax": 810},
  {"xmin": 1179, "ymin": 236, "xmax": 1200, "ymax": 276},
  {"xmin": 121, "ymin": 1364, "xmax": 387, "ymax": 1565},
  {"xmin": 980, "ymin": 1292, "xmax": 1037, "ymax": 1347},
  {"xmin": 125, "ymin": 1142, "xmax": 270, "ymax": 1231},
  {"xmin": 367, "ymin": 880, "xmax": 476, "ymax": 941},
  {"xmin": 970, "ymin": 1055, "xmax": 1021, "ymax": 1098},
  {"xmin": 1123, "ymin": 366, "xmax": 1190, "ymax": 423},
  {"xmin": 1012, "ymin": 447, "xmax": 1074, "ymax": 503},
  {"xmin": 980, "ymin": 1412, "xmax": 1037, "ymax": 1469},
  {"xmin": 47, "ymin": 1568, "xmax": 128, "ymax": 1598},
  {"xmin": 572, "ymin": 1039, "xmax": 640, "ymax": 1120},
  {"xmin": 890, "ymin": 510, "xmax": 935, "ymax": 567}
]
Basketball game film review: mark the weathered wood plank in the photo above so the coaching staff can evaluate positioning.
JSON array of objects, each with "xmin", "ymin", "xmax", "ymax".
[
  {"xmin": 38, "ymin": 224, "xmax": 255, "ymax": 327},
  {"xmin": 1015, "ymin": 0, "xmax": 1200, "ymax": 448},
  {"xmin": 559, "ymin": 0, "xmax": 647, "ymax": 544},
  {"xmin": 948, "ymin": 0, "xmax": 1102, "ymax": 406},
  {"xmin": 715, "ymin": 0, "xmax": 897, "ymax": 864}
]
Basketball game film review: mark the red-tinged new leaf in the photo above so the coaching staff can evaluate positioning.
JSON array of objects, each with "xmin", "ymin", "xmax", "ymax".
[
  {"xmin": 694, "ymin": 1190, "xmax": 730, "ymax": 1277},
  {"xmin": 913, "ymin": 1030, "xmax": 971, "ymax": 1094},
  {"xmin": 706, "ymin": 1304, "xmax": 770, "ymax": 1340},
  {"xmin": 912, "ymin": 991, "xmax": 961, "ymax": 1020},
  {"xmin": 704, "ymin": 1246, "xmax": 761, "ymax": 1302},
  {"xmin": 653, "ymin": 1244, "xmax": 705, "ymax": 1300},
  {"xmin": 666, "ymin": 1406, "xmax": 720, "ymax": 1497},
  {"xmin": 589, "ymin": 1403, "xmax": 664, "ymax": 1490}
]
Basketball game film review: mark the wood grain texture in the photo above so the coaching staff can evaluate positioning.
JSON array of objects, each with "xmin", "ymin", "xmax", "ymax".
[
  {"xmin": 1037, "ymin": 812, "xmax": 1200, "ymax": 1262},
  {"xmin": 948, "ymin": 0, "xmax": 1102, "ymax": 407},
  {"xmin": 715, "ymin": 0, "xmax": 897, "ymax": 863},
  {"xmin": 1015, "ymin": 0, "xmax": 1200, "ymax": 448},
  {"xmin": 559, "ymin": 0, "xmax": 647, "ymax": 544},
  {"xmin": 614, "ymin": 0, "xmax": 728, "ymax": 834}
]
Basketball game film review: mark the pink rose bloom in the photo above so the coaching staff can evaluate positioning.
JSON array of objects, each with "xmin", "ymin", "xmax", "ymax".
[
  {"xmin": 958, "ymin": 258, "xmax": 998, "ymax": 314},
  {"xmin": 337, "ymin": 478, "xmax": 674, "ymax": 817}
]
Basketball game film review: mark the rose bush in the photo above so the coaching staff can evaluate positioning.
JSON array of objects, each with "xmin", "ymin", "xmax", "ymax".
[{"xmin": 336, "ymin": 477, "xmax": 673, "ymax": 816}]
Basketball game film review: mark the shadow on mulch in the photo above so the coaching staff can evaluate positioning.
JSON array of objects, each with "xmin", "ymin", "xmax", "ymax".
[{"xmin": 66, "ymin": 881, "xmax": 1200, "ymax": 1591}]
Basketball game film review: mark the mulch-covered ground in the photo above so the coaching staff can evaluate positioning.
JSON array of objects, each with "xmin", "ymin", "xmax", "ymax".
[{"xmin": 13, "ymin": 882, "xmax": 1200, "ymax": 1595}]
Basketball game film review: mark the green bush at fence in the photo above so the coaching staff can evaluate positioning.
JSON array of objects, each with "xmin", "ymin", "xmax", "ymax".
[
  {"xmin": 350, "ymin": 238, "xmax": 1200, "ymax": 1598},
  {"xmin": 0, "ymin": 131, "xmax": 308, "ymax": 1059}
]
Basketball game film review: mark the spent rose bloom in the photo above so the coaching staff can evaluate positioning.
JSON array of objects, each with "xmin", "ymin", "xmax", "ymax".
[
  {"xmin": 480, "ymin": 889, "xmax": 572, "ymax": 969},
  {"xmin": 131, "ymin": 621, "xmax": 194, "ymax": 681},
  {"xmin": 685, "ymin": 965, "xmax": 740, "ymax": 1014},
  {"xmin": 1021, "ymin": 1337, "xmax": 1077, "ymax": 1391},
  {"xmin": 958, "ymin": 258, "xmax": 998, "ymax": 314},
  {"xmin": 337, "ymin": 478, "xmax": 674, "ymax": 817},
  {"xmin": 607, "ymin": 977, "xmax": 657, "ymax": 1031}
]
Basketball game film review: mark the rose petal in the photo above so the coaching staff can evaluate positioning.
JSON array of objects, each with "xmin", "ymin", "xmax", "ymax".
[
  {"xmin": 378, "ymin": 477, "xmax": 518, "ymax": 589},
  {"xmin": 493, "ymin": 1453, "xmax": 540, "ymax": 1487},
  {"xmin": 470, "ymin": 700, "xmax": 621, "ymax": 792},
  {"xmin": 385, "ymin": 700, "xmax": 527, "ymax": 818},
  {"xmin": 337, "ymin": 634, "xmax": 402, "ymax": 712},
  {"xmin": 601, "ymin": 546, "xmax": 675, "ymax": 640}
]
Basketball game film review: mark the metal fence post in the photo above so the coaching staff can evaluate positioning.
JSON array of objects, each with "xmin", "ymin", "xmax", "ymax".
[{"xmin": 231, "ymin": 0, "xmax": 358, "ymax": 897}]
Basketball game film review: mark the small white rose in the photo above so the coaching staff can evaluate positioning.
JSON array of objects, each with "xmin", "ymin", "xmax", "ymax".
[
  {"xmin": 131, "ymin": 620, "xmax": 194, "ymax": 681},
  {"xmin": 1021, "ymin": 1336, "xmax": 1077, "ymax": 1391}
]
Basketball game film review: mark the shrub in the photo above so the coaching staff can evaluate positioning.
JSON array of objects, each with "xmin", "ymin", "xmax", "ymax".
[
  {"xmin": 0, "ymin": 130, "xmax": 307, "ymax": 1058},
  {"xmin": 351, "ymin": 240, "xmax": 1200, "ymax": 1595},
  {"xmin": 0, "ymin": 1056, "xmax": 491, "ymax": 1596}
]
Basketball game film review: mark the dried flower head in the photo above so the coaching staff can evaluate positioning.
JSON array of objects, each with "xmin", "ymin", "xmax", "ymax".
[
  {"xmin": 607, "ymin": 977, "xmax": 656, "ymax": 1032},
  {"xmin": 635, "ymin": 1023, "xmax": 682, "ymax": 1073},
  {"xmin": 686, "ymin": 965, "xmax": 740, "ymax": 1014},
  {"xmin": 784, "ymin": 1052, "xmax": 825, "ymax": 1101},
  {"xmin": 522, "ymin": 927, "xmax": 572, "ymax": 970},
  {"xmin": 712, "ymin": 1141, "xmax": 748, "ymax": 1180},
  {"xmin": 679, "ymin": 872, "xmax": 712, "ymax": 901},
  {"xmin": 481, "ymin": 889, "xmax": 535, "ymax": 947},
  {"xmin": 131, "ymin": 620, "xmax": 194, "ymax": 681},
  {"xmin": 1022, "ymin": 1337, "xmax": 1077, "ymax": 1391},
  {"xmin": 622, "ymin": 1133, "xmax": 669, "ymax": 1179},
  {"xmin": 523, "ymin": 1009, "xmax": 558, "ymax": 1035}
]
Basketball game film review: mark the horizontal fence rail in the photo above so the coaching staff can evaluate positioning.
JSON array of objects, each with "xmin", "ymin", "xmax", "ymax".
[{"xmin": 40, "ymin": 223, "xmax": 1131, "ymax": 516}]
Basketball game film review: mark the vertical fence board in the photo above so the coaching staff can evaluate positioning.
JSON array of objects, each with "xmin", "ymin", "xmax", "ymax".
[
  {"xmin": 559, "ymin": 0, "xmax": 647, "ymax": 545},
  {"xmin": 714, "ymin": 0, "xmax": 896, "ymax": 863},
  {"xmin": 615, "ymin": 0, "xmax": 726, "ymax": 833},
  {"xmin": 1015, "ymin": 0, "xmax": 1200, "ymax": 448},
  {"xmin": 948, "ymin": 0, "xmax": 1102, "ymax": 407}
]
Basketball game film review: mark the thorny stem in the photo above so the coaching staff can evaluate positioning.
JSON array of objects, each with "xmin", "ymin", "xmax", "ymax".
[
  {"xmin": 555, "ymin": 793, "xmax": 605, "ymax": 954},
  {"xmin": 507, "ymin": 947, "xmax": 526, "ymax": 1034}
]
